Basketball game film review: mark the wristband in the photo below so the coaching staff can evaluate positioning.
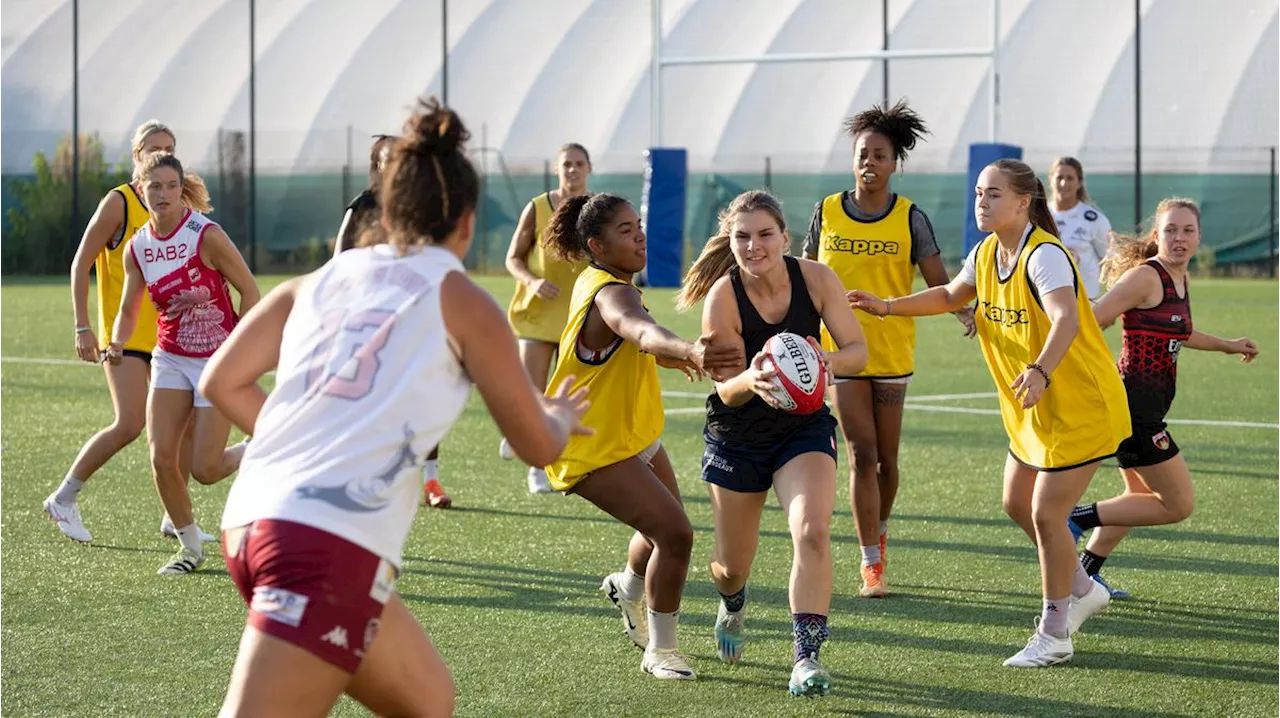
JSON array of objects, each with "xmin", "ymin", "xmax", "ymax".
[
  {"xmin": 884, "ymin": 298, "xmax": 893, "ymax": 316},
  {"xmin": 75, "ymin": 326, "xmax": 91, "ymax": 334},
  {"xmin": 1026, "ymin": 363, "xmax": 1051, "ymax": 387}
]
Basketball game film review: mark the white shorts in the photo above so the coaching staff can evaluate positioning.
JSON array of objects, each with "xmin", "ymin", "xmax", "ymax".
[
  {"xmin": 151, "ymin": 349, "xmax": 212, "ymax": 408},
  {"xmin": 832, "ymin": 375, "xmax": 913, "ymax": 386}
]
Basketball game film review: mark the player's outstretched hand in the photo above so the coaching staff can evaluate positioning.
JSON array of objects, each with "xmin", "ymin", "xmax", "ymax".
[
  {"xmin": 847, "ymin": 289, "xmax": 889, "ymax": 317},
  {"xmin": 546, "ymin": 375, "xmax": 593, "ymax": 436},
  {"xmin": 690, "ymin": 333, "xmax": 743, "ymax": 373},
  {"xmin": 1230, "ymin": 337, "xmax": 1259, "ymax": 364},
  {"xmin": 657, "ymin": 355, "xmax": 704, "ymax": 382},
  {"xmin": 954, "ymin": 305, "xmax": 977, "ymax": 338}
]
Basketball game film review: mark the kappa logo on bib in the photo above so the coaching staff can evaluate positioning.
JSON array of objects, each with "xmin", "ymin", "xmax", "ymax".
[{"xmin": 823, "ymin": 236, "xmax": 901, "ymax": 256}]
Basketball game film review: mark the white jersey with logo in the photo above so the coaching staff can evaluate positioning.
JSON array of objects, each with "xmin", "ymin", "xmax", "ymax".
[
  {"xmin": 1052, "ymin": 202, "xmax": 1112, "ymax": 299},
  {"xmin": 221, "ymin": 244, "xmax": 472, "ymax": 568}
]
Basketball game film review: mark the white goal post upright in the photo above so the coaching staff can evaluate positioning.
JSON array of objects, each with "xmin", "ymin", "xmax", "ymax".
[{"xmin": 648, "ymin": 0, "xmax": 1003, "ymax": 147}]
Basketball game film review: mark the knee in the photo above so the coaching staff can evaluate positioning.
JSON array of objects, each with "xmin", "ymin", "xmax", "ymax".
[
  {"xmin": 1030, "ymin": 503, "xmax": 1063, "ymax": 536},
  {"xmin": 657, "ymin": 516, "xmax": 694, "ymax": 558},
  {"xmin": 713, "ymin": 559, "xmax": 750, "ymax": 587},
  {"xmin": 191, "ymin": 456, "xmax": 223, "ymax": 486},
  {"xmin": 1165, "ymin": 494, "xmax": 1194, "ymax": 522},
  {"xmin": 793, "ymin": 517, "xmax": 831, "ymax": 560},
  {"xmin": 850, "ymin": 446, "xmax": 880, "ymax": 476},
  {"xmin": 877, "ymin": 455, "xmax": 899, "ymax": 482},
  {"xmin": 112, "ymin": 414, "xmax": 145, "ymax": 444},
  {"xmin": 148, "ymin": 441, "xmax": 179, "ymax": 475},
  {"xmin": 407, "ymin": 672, "xmax": 455, "ymax": 718},
  {"xmin": 1003, "ymin": 493, "xmax": 1031, "ymax": 525}
]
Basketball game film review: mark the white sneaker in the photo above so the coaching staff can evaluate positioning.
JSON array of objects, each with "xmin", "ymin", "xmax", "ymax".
[
  {"xmin": 43, "ymin": 495, "xmax": 92, "ymax": 543},
  {"xmin": 1068, "ymin": 578, "xmax": 1111, "ymax": 634},
  {"xmin": 641, "ymin": 648, "xmax": 697, "ymax": 680},
  {"xmin": 714, "ymin": 601, "xmax": 746, "ymax": 664},
  {"xmin": 789, "ymin": 656, "xmax": 832, "ymax": 697},
  {"xmin": 1003, "ymin": 628, "xmax": 1073, "ymax": 668},
  {"xmin": 600, "ymin": 573, "xmax": 648, "ymax": 649},
  {"xmin": 498, "ymin": 437, "xmax": 515, "ymax": 461},
  {"xmin": 160, "ymin": 516, "xmax": 219, "ymax": 543},
  {"xmin": 157, "ymin": 547, "xmax": 204, "ymax": 576},
  {"xmin": 527, "ymin": 467, "xmax": 553, "ymax": 494}
]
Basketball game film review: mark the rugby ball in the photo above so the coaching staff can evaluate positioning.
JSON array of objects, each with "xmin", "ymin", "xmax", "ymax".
[{"xmin": 763, "ymin": 332, "xmax": 827, "ymax": 415}]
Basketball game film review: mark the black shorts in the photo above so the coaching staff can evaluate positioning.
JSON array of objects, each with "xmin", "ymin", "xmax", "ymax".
[
  {"xmin": 701, "ymin": 414, "xmax": 838, "ymax": 493},
  {"xmin": 1116, "ymin": 422, "xmax": 1180, "ymax": 469},
  {"xmin": 122, "ymin": 349, "xmax": 152, "ymax": 364}
]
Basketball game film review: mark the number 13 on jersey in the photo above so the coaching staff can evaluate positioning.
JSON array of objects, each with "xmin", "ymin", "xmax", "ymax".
[{"xmin": 305, "ymin": 308, "xmax": 397, "ymax": 400}]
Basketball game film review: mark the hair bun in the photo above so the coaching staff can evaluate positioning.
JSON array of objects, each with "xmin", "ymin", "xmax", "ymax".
[{"xmin": 401, "ymin": 96, "xmax": 470, "ymax": 157}]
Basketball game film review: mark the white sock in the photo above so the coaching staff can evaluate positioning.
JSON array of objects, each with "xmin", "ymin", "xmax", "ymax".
[
  {"xmin": 618, "ymin": 566, "xmax": 645, "ymax": 602},
  {"xmin": 174, "ymin": 523, "xmax": 203, "ymax": 555},
  {"xmin": 54, "ymin": 476, "xmax": 85, "ymax": 505},
  {"xmin": 1071, "ymin": 558, "xmax": 1094, "ymax": 598},
  {"xmin": 860, "ymin": 544, "xmax": 882, "ymax": 567},
  {"xmin": 647, "ymin": 609, "xmax": 679, "ymax": 651},
  {"xmin": 422, "ymin": 459, "xmax": 439, "ymax": 483},
  {"xmin": 878, "ymin": 520, "xmax": 889, "ymax": 537},
  {"xmin": 1041, "ymin": 596, "xmax": 1070, "ymax": 638}
]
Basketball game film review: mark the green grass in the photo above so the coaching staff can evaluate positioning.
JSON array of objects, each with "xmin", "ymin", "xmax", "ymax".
[{"xmin": 3, "ymin": 275, "xmax": 1277, "ymax": 717}]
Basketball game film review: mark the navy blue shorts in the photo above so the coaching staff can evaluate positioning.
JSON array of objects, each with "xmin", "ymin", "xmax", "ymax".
[{"xmin": 701, "ymin": 414, "xmax": 838, "ymax": 493}]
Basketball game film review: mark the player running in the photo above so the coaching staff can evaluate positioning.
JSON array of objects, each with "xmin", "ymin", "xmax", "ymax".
[
  {"xmin": 203, "ymin": 97, "xmax": 591, "ymax": 717},
  {"xmin": 541, "ymin": 191, "xmax": 743, "ymax": 681},
  {"xmin": 677, "ymin": 190, "xmax": 867, "ymax": 696},
  {"xmin": 1068, "ymin": 198, "xmax": 1259, "ymax": 596},
  {"xmin": 803, "ymin": 100, "xmax": 974, "ymax": 597},
  {"xmin": 109, "ymin": 152, "xmax": 259, "ymax": 574},
  {"xmin": 49, "ymin": 120, "xmax": 215, "ymax": 544},
  {"xmin": 850, "ymin": 159, "xmax": 1130, "ymax": 668}
]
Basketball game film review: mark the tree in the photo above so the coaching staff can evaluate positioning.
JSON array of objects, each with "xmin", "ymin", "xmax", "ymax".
[{"xmin": 3, "ymin": 134, "xmax": 130, "ymax": 275}]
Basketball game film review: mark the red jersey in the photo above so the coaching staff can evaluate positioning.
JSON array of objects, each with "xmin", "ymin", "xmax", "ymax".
[
  {"xmin": 127, "ymin": 209, "xmax": 239, "ymax": 357},
  {"xmin": 1116, "ymin": 259, "xmax": 1192, "ymax": 425}
]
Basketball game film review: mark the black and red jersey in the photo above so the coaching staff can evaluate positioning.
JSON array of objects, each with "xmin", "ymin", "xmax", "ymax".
[{"xmin": 1116, "ymin": 259, "xmax": 1192, "ymax": 425}]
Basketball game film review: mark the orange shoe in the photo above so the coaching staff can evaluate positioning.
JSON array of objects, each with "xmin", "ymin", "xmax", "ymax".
[
  {"xmin": 859, "ymin": 562, "xmax": 889, "ymax": 598},
  {"xmin": 879, "ymin": 533, "xmax": 887, "ymax": 568},
  {"xmin": 423, "ymin": 479, "xmax": 452, "ymax": 509}
]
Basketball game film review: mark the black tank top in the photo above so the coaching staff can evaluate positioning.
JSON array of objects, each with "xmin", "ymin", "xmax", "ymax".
[
  {"xmin": 705, "ymin": 256, "xmax": 829, "ymax": 443},
  {"xmin": 1117, "ymin": 259, "xmax": 1192, "ymax": 425}
]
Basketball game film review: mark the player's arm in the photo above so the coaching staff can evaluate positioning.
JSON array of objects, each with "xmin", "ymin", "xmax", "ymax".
[
  {"xmin": 596, "ymin": 283, "xmax": 742, "ymax": 376},
  {"xmin": 1091, "ymin": 264, "xmax": 1158, "ymax": 329},
  {"xmin": 334, "ymin": 208, "xmax": 359, "ymax": 256},
  {"xmin": 200, "ymin": 225, "xmax": 262, "ymax": 315},
  {"xmin": 801, "ymin": 202, "xmax": 822, "ymax": 261},
  {"xmin": 108, "ymin": 243, "xmax": 146, "ymax": 359},
  {"xmin": 808, "ymin": 261, "xmax": 868, "ymax": 378},
  {"xmin": 1186, "ymin": 330, "xmax": 1259, "ymax": 362},
  {"xmin": 506, "ymin": 201, "xmax": 557, "ymax": 298},
  {"xmin": 849, "ymin": 276, "xmax": 977, "ymax": 318},
  {"xmin": 918, "ymin": 256, "xmax": 977, "ymax": 338},
  {"xmin": 442, "ymin": 272, "xmax": 587, "ymax": 467},
  {"xmin": 70, "ymin": 191, "xmax": 126, "ymax": 362},
  {"xmin": 200, "ymin": 276, "xmax": 306, "ymax": 436},
  {"xmin": 700, "ymin": 277, "xmax": 762, "ymax": 407}
]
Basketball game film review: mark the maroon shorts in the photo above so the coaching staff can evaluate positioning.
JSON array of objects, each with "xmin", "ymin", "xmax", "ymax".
[{"xmin": 223, "ymin": 519, "xmax": 397, "ymax": 673}]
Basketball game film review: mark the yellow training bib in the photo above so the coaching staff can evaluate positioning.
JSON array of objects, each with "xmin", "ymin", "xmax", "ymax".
[
  {"xmin": 507, "ymin": 192, "xmax": 587, "ymax": 344},
  {"xmin": 973, "ymin": 227, "xmax": 1130, "ymax": 469},
  {"xmin": 544, "ymin": 266, "xmax": 664, "ymax": 491},
  {"xmin": 817, "ymin": 192, "xmax": 916, "ymax": 378},
  {"xmin": 95, "ymin": 183, "xmax": 159, "ymax": 353}
]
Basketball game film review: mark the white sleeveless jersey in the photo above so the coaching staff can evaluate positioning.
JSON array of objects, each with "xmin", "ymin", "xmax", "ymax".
[
  {"xmin": 1052, "ymin": 202, "xmax": 1112, "ymax": 300},
  {"xmin": 221, "ymin": 244, "xmax": 471, "ymax": 567}
]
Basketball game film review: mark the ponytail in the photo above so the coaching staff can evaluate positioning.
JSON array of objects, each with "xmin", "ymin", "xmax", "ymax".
[
  {"xmin": 1028, "ymin": 178, "xmax": 1059, "ymax": 238},
  {"xmin": 181, "ymin": 170, "xmax": 213, "ymax": 213},
  {"xmin": 543, "ymin": 192, "xmax": 631, "ymax": 262},
  {"xmin": 1100, "ymin": 231, "xmax": 1158, "ymax": 288},
  {"xmin": 675, "ymin": 233, "xmax": 733, "ymax": 311}
]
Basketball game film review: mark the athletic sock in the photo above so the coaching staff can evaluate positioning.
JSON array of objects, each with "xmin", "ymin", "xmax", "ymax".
[
  {"xmin": 860, "ymin": 544, "xmax": 882, "ymax": 567},
  {"xmin": 1041, "ymin": 597, "xmax": 1070, "ymax": 638},
  {"xmin": 878, "ymin": 520, "xmax": 889, "ymax": 537},
  {"xmin": 618, "ymin": 566, "xmax": 645, "ymax": 602},
  {"xmin": 53, "ymin": 476, "xmax": 85, "ymax": 505},
  {"xmin": 422, "ymin": 459, "xmax": 439, "ymax": 484},
  {"xmin": 1080, "ymin": 550, "xmax": 1108, "ymax": 577},
  {"xmin": 792, "ymin": 613, "xmax": 830, "ymax": 663},
  {"xmin": 1072, "ymin": 558, "xmax": 1095, "ymax": 598},
  {"xmin": 719, "ymin": 585, "xmax": 747, "ymax": 613},
  {"xmin": 1070, "ymin": 503, "xmax": 1102, "ymax": 530},
  {"xmin": 174, "ymin": 523, "xmax": 203, "ymax": 556},
  {"xmin": 647, "ymin": 609, "xmax": 679, "ymax": 651}
]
